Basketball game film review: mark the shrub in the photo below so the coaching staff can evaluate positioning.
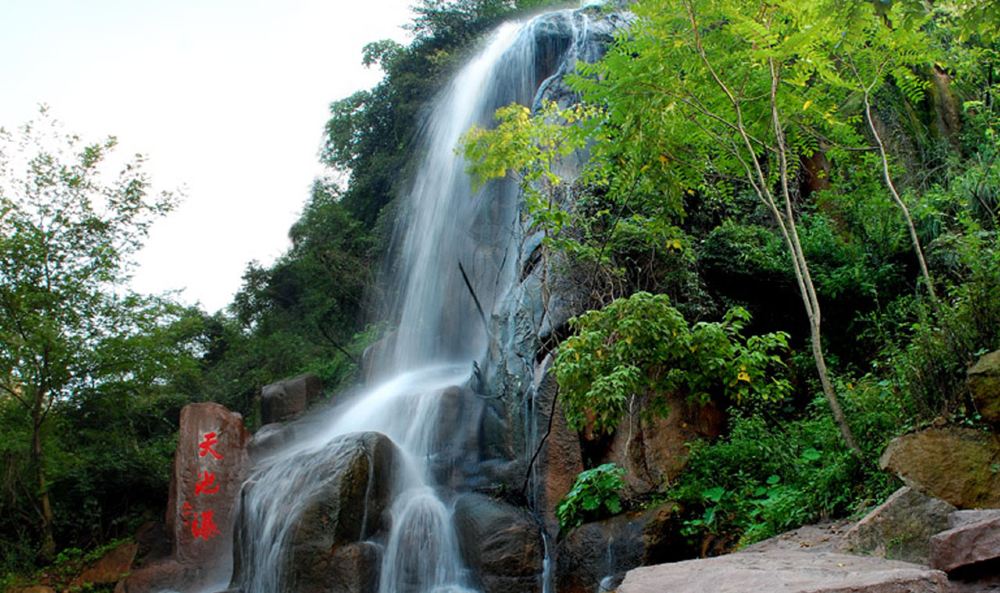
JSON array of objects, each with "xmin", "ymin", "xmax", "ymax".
[
  {"xmin": 556, "ymin": 463, "xmax": 627, "ymax": 531},
  {"xmin": 555, "ymin": 292, "xmax": 791, "ymax": 434},
  {"xmin": 670, "ymin": 379, "xmax": 904, "ymax": 550}
]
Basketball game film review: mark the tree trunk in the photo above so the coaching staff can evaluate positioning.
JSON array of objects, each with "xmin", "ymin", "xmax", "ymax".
[
  {"xmin": 31, "ymin": 400, "xmax": 56, "ymax": 562},
  {"xmin": 862, "ymin": 86, "xmax": 939, "ymax": 306}
]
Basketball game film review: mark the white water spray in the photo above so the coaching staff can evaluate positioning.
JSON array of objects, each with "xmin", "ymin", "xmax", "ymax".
[{"xmin": 233, "ymin": 9, "xmax": 605, "ymax": 593}]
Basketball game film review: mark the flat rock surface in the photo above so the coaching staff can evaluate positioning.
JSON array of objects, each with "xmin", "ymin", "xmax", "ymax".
[
  {"xmin": 617, "ymin": 550, "xmax": 950, "ymax": 593},
  {"xmin": 741, "ymin": 520, "xmax": 852, "ymax": 554},
  {"xmin": 930, "ymin": 516, "xmax": 1000, "ymax": 573}
]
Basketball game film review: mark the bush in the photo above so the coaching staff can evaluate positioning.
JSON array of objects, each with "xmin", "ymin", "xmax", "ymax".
[
  {"xmin": 556, "ymin": 463, "xmax": 627, "ymax": 531},
  {"xmin": 871, "ymin": 224, "xmax": 1000, "ymax": 420},
  {"xmin": 670, "ymin": 378, "xmax": 905, "ymax": 550},
  {"xmin": 555, "ymin": 292, "xmax": 791, "ymax": 433}
]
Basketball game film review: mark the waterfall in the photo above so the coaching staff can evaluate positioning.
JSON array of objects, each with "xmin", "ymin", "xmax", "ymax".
[{"xmin": 232, "ymin": 8, "xmax": 609, "ymax": 593}]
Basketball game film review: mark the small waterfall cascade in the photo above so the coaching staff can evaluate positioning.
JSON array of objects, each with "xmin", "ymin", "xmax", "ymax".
[{"xmin": 232, "ymin": 8, "xmax": 614, "ymax": 593}]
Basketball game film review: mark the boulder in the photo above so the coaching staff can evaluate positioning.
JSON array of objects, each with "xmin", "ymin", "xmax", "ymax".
[
  {"xmin": 742, "ymin": 520, "xmax": 852, "ymax": 554},
  {"xmin": 246, "ymin": 421, "xmax": 296, "ymax": 461},
  {"xmin": 70, "ymin": 541, "xmax": 138, "ymax": 588},
  {"xmin": 166, "ymin": 402, "xmax": 250, "ymax": 567},
  {"xmin": 260, "ymin": 373, "xmax": 322, "ymax": 424},
  {"xmin": 968, "ymin": 350, "xmax": 1000, "ymax": 429},
  {"xmin": 113, "ymin": 559, "xmax": 209, "ymax": 593},
  {"xmin": 556, "ymin": 502, "xmax": 684, "ymax": 593},
  {"xmin": 453, "ymin": 493, "xmax": 544, "ymax": 593},
  {"xmin": 605, "ymin": 392, "xmax": 724, "ymax": 495},
  {"xmin": 426, "ymin": 385, "xmax": 490, "ymax": 489},
  {"xmin": 288, "ymin": 541, "xmax": 380, "ymax": 593},
  {"xmin": 617, "ymin": 550, "xmax": 950, "ymax": 593},
  {"xmin": 929, "ymin": 515, "xmax": 1000, "ymax": 573},
  {"xmin": 119, "ymin": 403, "xmax": 250, "ymax": 593},
  {"xmin": 949, "ymin": 509, "xmax": 1000, "ymax": 530},
  {"xmin": 879, "ymin": 427, "xmax": 1000, "ymax": 509},
  {"xmin": 842, "ymin": 487, "xmax": 956, "ymax": 564},
  {"xmin": 232, "ymin": 431, "xmax": 400, "ymax": 593}
]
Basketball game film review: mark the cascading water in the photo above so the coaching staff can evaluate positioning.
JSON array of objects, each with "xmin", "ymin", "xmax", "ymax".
[{"xmin": 232, "ymin": 7, "xmax": 615, "ymax": 593}]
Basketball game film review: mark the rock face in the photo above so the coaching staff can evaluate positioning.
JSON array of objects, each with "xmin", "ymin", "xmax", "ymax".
[
  {"xmin": 260, "ymin": 373, "xmax": 322, "ymax": 424},
  {"xmin": 530, "ymin": 358, "xmax": 586, "ymax": 532},
  {"xmin": 605, "ymin": 393, "xmax": 724, "ymax": 495},
  {"xmin": 556, "ymin": 502, "xmax": 684, "ymax": 593},
  {"xmin": 617, "ymin": 550, "xmax": 951, "ymax": 593},
  {"xmin": 968, "ymin": 350, "xmax": 1000, "ymax": 429},
  {"xmin": 842, "ymin": 487, "xmax": 956, "ymax": 564},
  {"xmin": 453, "ymin": 493, "xmax": 544, "ymax": 593},
  {"xmin": 879, "ymin": 427, "xmax": 1000, "ymax": 508},
  {"xmin": 930, "ymin": 515, "xmax": 1000, "ymax": 573},
  {"xmin": 231, "ymin": 431, "xmax": 400, "ymax": 593}
]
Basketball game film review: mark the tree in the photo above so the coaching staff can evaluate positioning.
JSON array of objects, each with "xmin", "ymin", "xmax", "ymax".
[
  {"xmin": 836, "ymin": 5, "xmax": 941, "ymax": 304},
  {"xmin": 0, "ymin": 108, "xmax": 176, "ymax": 560},
  {"xmin": 569, "ymin": 0, "xmax": 875, "ymax": 454}
]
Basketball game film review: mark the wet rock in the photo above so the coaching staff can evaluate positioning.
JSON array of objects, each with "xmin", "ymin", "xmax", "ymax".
[
  {"xmin": 427, "ymin": 385, "xmax": 486, "ymax": 486},
  {"xmin": 930, "ymin": 515, "xmax": 1000, "ymax": 573},
  {"xmin": 605, "ymin": 392, "xmax": 724, "ymax": 495},
  {"xmin": 260, "ymin": 373, "xmax": 322, "ymax": 424},
  {"xmin": 617, "ymin": 550, "xmax": 950, "ymax": 593},
  {"xmin": 968, "ymin": 350, "xmax": 1000, "ymax": 429},
  {"xmin": 246, "ymin": 421, "xmax": 296, "ymax": 461},
  {"xmin": 556, "ymin": 502, "xmax": 683, "ymax": 593},
  {"xmin": 842, "ymin": 486, "xmax": 956, "ymax": 564},
  {"xmin": 879, "ymin": 427, "xmax": 1000, "ymax": 508},
  {"xmin": 453, "ymin": 493, "xmax": 544, "ymax": 593},
  {"xmin": 70, "ymin": 541, "xmax": 138, "ymax": 588},
  {"xmin": 232, "ymin": 431, "xmax": 399, "ymax": 593},
  {"xmin": 287, "ymin": 541, "xmax": 380, "ymax": 593}
]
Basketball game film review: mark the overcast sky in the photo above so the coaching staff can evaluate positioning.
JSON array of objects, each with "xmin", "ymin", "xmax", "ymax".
[{"xmin": 0, "ymin": 0, "xmax": 414, "ymax": 312}]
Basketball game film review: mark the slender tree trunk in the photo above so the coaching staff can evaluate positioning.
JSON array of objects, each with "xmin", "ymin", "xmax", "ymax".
[
  {"xmin": 31, "ymin": 396, "xmax": 56, "ymax": 562},
  {"xmin": 862, "ymin": 84, "xmax": 938, "ymax": 305},
  {"xmin": 684, "ymin": 2, "xmax": 861, "ymax": 456}
]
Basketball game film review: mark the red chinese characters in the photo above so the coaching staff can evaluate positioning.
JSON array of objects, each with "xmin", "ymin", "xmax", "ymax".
[
  {"xmin": 198, "ymin": 431, "xmax": 223, "ymax": 460},
  {"xmin": 183, "ymin": 431, "xmax": 224, "ymax": 541},
  {"xmin": 195, "ymin": 471, "xmax": 220, "ymax": 495}
]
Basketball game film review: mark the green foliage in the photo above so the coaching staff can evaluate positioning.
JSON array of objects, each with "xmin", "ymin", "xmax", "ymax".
[
  {"xmin": 0, "ymin": 109, "xmax": 203, "ymax": 565},
  {"xmin": 672, "ymin": 382, "xmax": 905, "ymax": 548},
  {"xmin": 882, "ymin": 226, "xmax": 1000, "ymax": 418},
  {"xmin": 464, "ymin": 101, "xmax": 593, "ymax": 241},
  {"xmin": 325, "ymin": 0, "xmax": 563, "ymax": 227},
  {"xmin": 556, "ymin": 463, "xmax": 626, "ymax": 531},
  {"xmin": 555, "ymin": 292, "xmax": 791, "ymax": 434}
]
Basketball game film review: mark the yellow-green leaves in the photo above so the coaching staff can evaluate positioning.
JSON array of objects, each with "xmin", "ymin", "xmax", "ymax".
[{"xmin": 554, "ymin": 292, "xmax": 791, "ymax": 435}]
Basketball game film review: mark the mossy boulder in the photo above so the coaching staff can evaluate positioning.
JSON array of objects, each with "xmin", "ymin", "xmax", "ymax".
[
  {"xmin": 880, "ymin": 427, "xmax": 1000, "ymax": 509},
  {"xmin": 968, "ymin": 350, "xmax": 1000, "ymax": 430}
]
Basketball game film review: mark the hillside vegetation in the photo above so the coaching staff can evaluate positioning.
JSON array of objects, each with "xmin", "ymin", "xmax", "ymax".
[{"xmin": 2, "ymin": 0, "xmax": 999, "ymax": 580}]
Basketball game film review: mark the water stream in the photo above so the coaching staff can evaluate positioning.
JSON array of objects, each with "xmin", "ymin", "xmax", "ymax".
[{"xmin": 233, "ymin": 8, "xmax": 603, "ymax": 593}]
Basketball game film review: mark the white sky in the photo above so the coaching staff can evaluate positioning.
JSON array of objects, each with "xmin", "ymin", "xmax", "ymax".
[{"xmin": 0, "ymin": 0, "xmax": 414, "ymax": 312}]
